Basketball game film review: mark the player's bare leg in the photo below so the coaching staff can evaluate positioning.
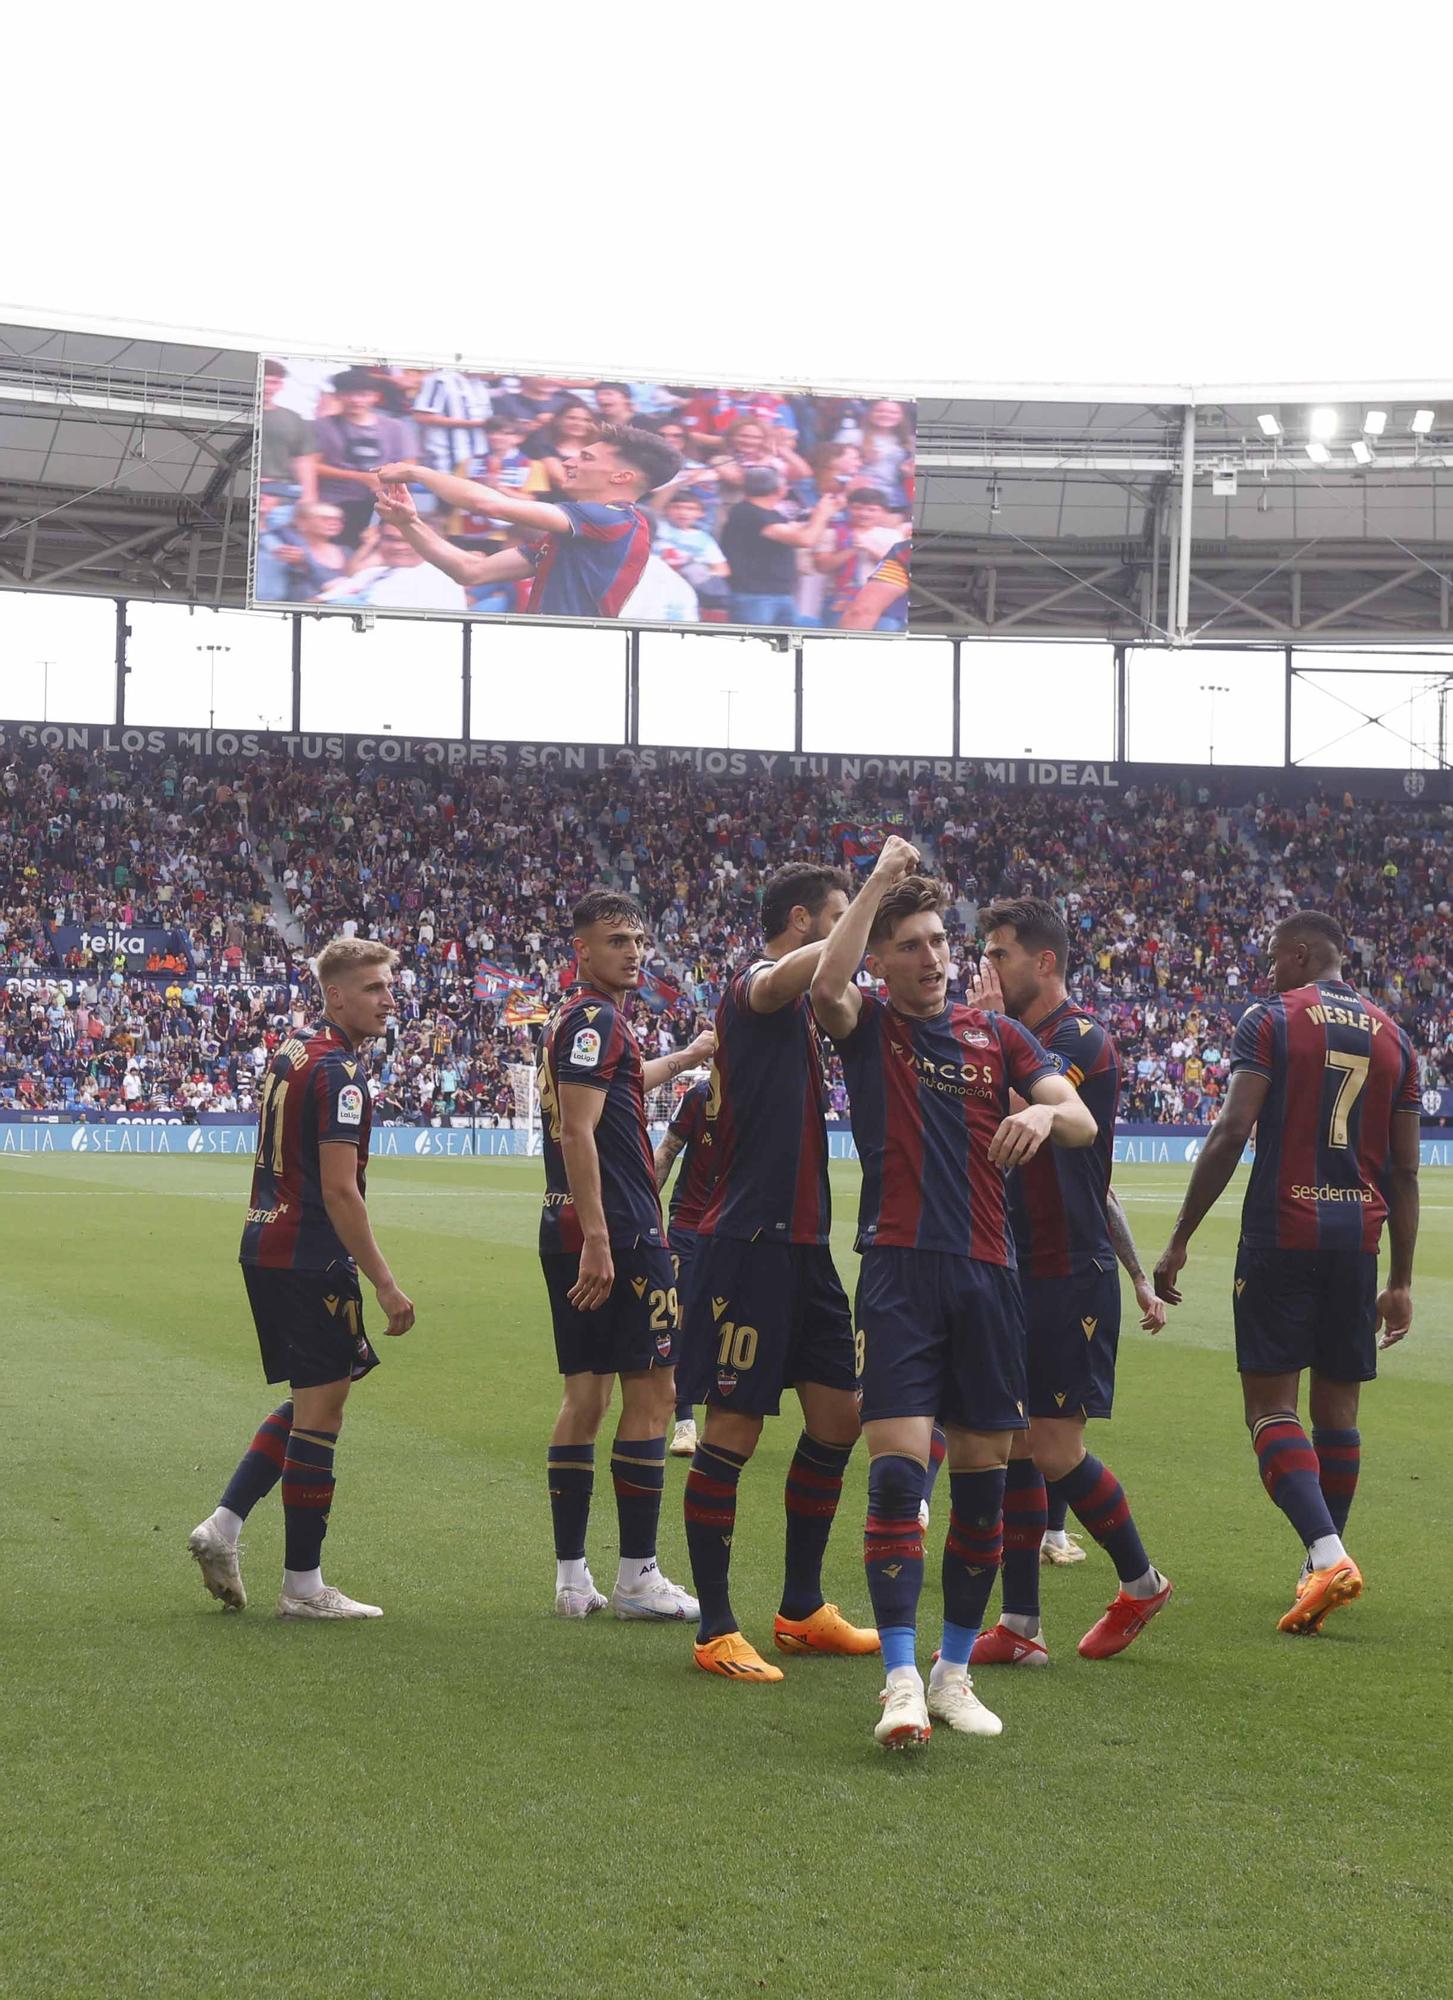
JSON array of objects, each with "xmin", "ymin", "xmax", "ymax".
[
  {"xmin": 773, "ymin": 1382, "xmax": 878, "ymax": 1659},
  {"xmin": 549, "ymin": 1372, "xmax": 615, "ymax": 1616},
  {"xmin": 609, "ymin": 1368, "xmax": 698, "ymax": 1620},
  {"xmin": 686, "ymin": 1409, "xmax": 783, "ymax": 1678},
  {"xmin": 1243, "ymin": 1371, "xmax": 1361, "ymax": 1634},
  {"xmin": 276, "ymin": 1378, "xmax": 380, "ymax": 1619}
]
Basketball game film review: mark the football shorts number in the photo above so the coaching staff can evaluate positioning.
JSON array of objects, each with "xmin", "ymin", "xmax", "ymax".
[
  {"xmin": 854, "ymin": 1327, "xmax": 866, "ymax": 1378},
  {"xmin": 715, "ymin": 1320, "xmax": 759, "ymax": 1370},
  {"xmin": 1324, "ymin": 1049, "xmax": 1370, "ymax": 1149},
  {"xmin": 649, "ymin": 1287, "xmax": 681, "ymax": 1332}
]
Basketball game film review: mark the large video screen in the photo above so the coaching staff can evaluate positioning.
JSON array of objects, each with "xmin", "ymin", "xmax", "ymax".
[{"xmin": 253, "ymin": 358, "xmax": 915, "ymax": 635}]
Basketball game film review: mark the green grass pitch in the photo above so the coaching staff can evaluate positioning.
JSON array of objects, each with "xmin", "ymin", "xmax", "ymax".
[{"xmin": 2, "ymin": 1153, "xmax": 1450, "ymax": 1999}]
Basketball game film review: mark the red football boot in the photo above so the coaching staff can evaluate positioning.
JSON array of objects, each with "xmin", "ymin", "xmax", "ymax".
[
  {"xmin": 969, "ymin": 1622, "xmax": 1050, "ymax": 1667},
  {"xmin": 1077, "ymin": 1575, "xmax": 1174, "ymax": 1659}
]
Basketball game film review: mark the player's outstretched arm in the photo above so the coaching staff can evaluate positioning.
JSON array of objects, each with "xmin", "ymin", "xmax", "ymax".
[
  {"xmin": 746, "ymin": 940, "xmax": 830, "ymax": 1014},
  {"xmin": 1377, "ymin": 1110, "xmax": 1420, "ymax": 1348},
  {"xmin": 652, "ymin": 1126, "xmax": 686, "ymax": 1190},
  {"xmin": 989, "ymin": 1072, "xmax": 1095, "ymax": 1170},
  {"xmin": 642, "ymin": 1028, "xmax": 715, "ymax": 1092},
  {"xmin": 374, "ymin": 483, "xmax": 509, "ymax": 588},
  {"xmin": 1107, "ymin": 1186, "xmax": 1167, "ymax": 1331},
  {"xmin": 319, "ymin": 1143, "xmax": 415, "ymax": 1336},
  {"xmin": 1153, "ymin": 1068, "xmax": 1268, "ymax": 1302},
  {"xmin": 376, "ymin": 460, "xmax": 571, "ymax": 535},
  {"xmin": 810, "ymin": 834, "xmax": 920, "ymax": 1038},
  {"xmin": 558, "ymin": 1083, "xmax": 614, "ymax": 1311}
]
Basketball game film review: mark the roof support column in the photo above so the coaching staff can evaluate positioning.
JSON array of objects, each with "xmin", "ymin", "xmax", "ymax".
[{"xmin": 1175, "ymin": 405, "xmax": 1196, "ymax": 642}]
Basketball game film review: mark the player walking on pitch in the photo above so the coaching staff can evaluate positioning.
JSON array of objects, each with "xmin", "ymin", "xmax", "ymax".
[
  {"xmin": 681, "ymin": 862, "xmax": 880, "ymax": 1683},
  {"xmin": 1153, "ymin": 911, "xmax": 1420, "ymax": 1633},
  {"xmin": 654, "ymin": 1072, "xmax": 715, "ymax": 1458},
  {"xmin": 539, "ymin": 893, "xmax": 714, "ymax": 1621},
  {"xmin": 968, "ymin": 900, "xmax": 1173, "ymax": 1669},
  {"xmin": 189, "ymin": 940, "xmax": 415, "ymax": 1620},
  {"xmin": 810, "ymin": 844, "xmax": 1098, "ymax": 1748}
]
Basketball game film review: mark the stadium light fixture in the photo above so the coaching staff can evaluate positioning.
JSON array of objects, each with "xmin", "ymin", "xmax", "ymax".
[
  {"xmin": 1308, "ymin": 406, "xmax": 1339, "ymax": 440},
  {"xmin": 1362, "ymin": 409, "xmax": 1388, "ymax": 436},
  {"xmin": 1410, "ymin": 409, "xmax": 1436, "ymax": 435},
  {"xmin": 1256, "ymin": 413, "xmax": 1282, "ymax": 438},
  {"xmin": 1305, "ymin": 441, "xmax": 1331, "ymax": 464},
  {"xmin": 1350, "ymin": 439, "xmax": 1373, "ymax": 465}
]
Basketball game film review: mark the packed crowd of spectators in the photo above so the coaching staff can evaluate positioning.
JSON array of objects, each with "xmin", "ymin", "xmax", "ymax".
[
  {"xmin": 257, "ymin": 364, "xmax": 913, "ymax": 629},
  {"xmin": 4, "ymin": 735, "xmax": 1450, "ymax": 1123}
]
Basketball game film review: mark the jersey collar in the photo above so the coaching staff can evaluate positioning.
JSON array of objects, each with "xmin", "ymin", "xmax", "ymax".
[{"xmin": 318, "ymin": 1018, "xmax": 357, "ymax": 1052}]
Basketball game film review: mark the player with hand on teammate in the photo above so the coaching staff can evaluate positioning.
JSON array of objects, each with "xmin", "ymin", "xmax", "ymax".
[
  {"xmin": 1153, "ymin": 911, "xmax": 1420, "ymax": 1634},
  {"xmin": 189, "ymin": 939, "xmax": 414, "ymax": 1621},
  {"xmin": 811, "ymin": 840, "xmax": 1098, "ymax": 1748}
]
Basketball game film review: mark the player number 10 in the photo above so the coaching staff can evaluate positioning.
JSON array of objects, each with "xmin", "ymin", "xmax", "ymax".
[
  {"xmin": 716, "ymin": 1320, "xmax": 759, "ymax": 1370},
  {"xmin": 1324, "ymin": 1050, "xmax": 1370, "ymax": 1149}
]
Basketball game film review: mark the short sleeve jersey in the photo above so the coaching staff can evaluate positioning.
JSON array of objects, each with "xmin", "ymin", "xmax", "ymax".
[
  {"xmin": 538, "ymin": 987, "xmax": 663, "ymax": 1255},
  {"xmin": 239, "ymin": 1021, "xmax": 371, "ymax": 1270},
  {"xmin": 1008, "ymin": 1000, "xmax": 1120, "ymax": 1279},
  {"xmin": 665, "ymin": 1077, "xmax": 717, "ymax": 1233},
  {"xmin": 696, "ymin": 959, "xmax": 832, "ymax": 1246},
  {"xmin": 527, "ymin": 502, "xmax": 652, "ymax": 618},
  {"xmin": 1230, "ymin": 979, "xmax": 1420, "ymax": 1252},
  {"xmin": 834, "ymin": 994, "xmax": 1057, "ymax": 1262}
]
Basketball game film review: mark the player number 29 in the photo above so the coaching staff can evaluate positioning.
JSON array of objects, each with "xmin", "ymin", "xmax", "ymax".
[
  {"xmin": 648, "ymin": 1287, "xmax": 680, "ymax": 1332},
  {"xmin": 1324, "ymin": 1050, "xmax": 1370, "ymax": 1149},
  {"xmin": 715, "ymin": 1320, "xmax": 759, "ymax": 1369}
]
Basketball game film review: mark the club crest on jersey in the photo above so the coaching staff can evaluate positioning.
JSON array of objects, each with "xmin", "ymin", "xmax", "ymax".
[
  {"xmin": 570, "ymin": 1027, "xmax": 602, "ymax": 1068},
  {"xmin": 630, "ymin": 1276, "xmax": 647, "ymax": 1298},
  {"xmin": 337, "ymin": 1084, "xmax": 364, "ymax": 1126},
  {"xmin": 716, "ymin": 1370, "xmax": 738, "ymax": 1396},
  {"xmin": 960, "ymin": 1028, "xmax": 991, "ymax": 1047},
  {"xmin": 655, "ymin": 1331, "xmax": 673, "ymax": 1359},
  {"xmin": 1081, "ymin": 1315, "xmax": 1098, "ymax": 1340}
]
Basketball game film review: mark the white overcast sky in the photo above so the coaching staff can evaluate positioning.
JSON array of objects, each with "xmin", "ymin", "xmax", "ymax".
[{"xmin": 2, "ymin": 4, "xmax": 1448, "ymax": 763}]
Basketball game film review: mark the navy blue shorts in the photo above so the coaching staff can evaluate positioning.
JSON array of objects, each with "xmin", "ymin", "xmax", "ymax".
[
  {"xmin": 1233, "ymin": 1243, "xmax": 1378, "ymax": 1383},
  {"xmin": 1022, "ymin": 1262, "xmax": 1122, "ymax": 1421},
  {"xmin": 242, "ymin": 1264, "xmax": 379, "ymax": 1390},
  {"xmin": 541, "ymin": 1240, "xmax": 680, "ymax": 1378},
  {"xmin": 855, "ymin": 1248, "xmax": 1028, "ymax": 1432},
  {"xmin": 680, "ymin": 1236, "xmax": 856, "ymax": 1415}
]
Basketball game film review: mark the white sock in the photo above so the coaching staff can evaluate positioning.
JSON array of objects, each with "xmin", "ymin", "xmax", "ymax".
[
  {"xmin": 927, "ymin": 1657, "xmax": 964, "ymax": 1690},
  {"xmin": 1308, "ymin": 1534, "xmax": 1348, "ymax": 1572},
  {"xmin": 556, "ymin": 1557, "xmax": 588, "ymax": 1592},
  {"xmin": 886, "ymin": 1664, "xmax": 923, "ymax": 1690},
  {"xmin": 284, "ymin": 1567, "xmax": 324, "ymax": 1597},
  {"xmin": 1043, "ymin": 1528, "xmax": 1071, "ymax": 1549},
  {"xmin": 1123, "ymin": 1566, "xmax": 1163, "ymax": 1600},
  {"xmin": 1002, "ymin": 1612, "xmax": 1042, "ymax": 1638},
  {"xmin": 209, "ymin": 1507, "xmax": 244, "ymax": 1545},
  {"xmin": 616, "ymin": 1555, "xmax": 658, "ymax": 1590}
]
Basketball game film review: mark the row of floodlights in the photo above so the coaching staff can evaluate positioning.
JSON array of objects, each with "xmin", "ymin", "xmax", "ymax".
[{"xmin": 1256, "ymin": 406, "xmax": 1435, "ymax": 465}]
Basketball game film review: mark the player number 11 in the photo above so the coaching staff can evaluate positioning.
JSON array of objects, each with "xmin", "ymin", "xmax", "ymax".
[{"xmin": 1324, "ymin": 1049, "xmax": 1370, "ymax": 1149}]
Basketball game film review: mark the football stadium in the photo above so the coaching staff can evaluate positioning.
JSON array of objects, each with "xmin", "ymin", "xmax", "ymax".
[{"xmin": 3, "ymin": 303, "xmax": 1452, "ymax": 2000}]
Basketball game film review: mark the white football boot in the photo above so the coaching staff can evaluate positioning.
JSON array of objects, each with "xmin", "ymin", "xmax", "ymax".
[
  {"xmin": 276, "ymin": 1585, "xmax": 383, "ymax": 1620},
  {"xmin": 188, "ymin": 1520, "xmax": 246, "ymax": 1611}
]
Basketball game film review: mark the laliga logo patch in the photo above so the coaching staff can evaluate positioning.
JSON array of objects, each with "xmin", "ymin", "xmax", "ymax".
[
  {"xmin": 570, "ymin": 1027, "xmax": 602, "ymax": 1068},
  {"xmin": 716, "ymin": 1370, "xmax": 738, "ymax": 1396},
  {"xmin": 337, "ymin": 1084, "xmax": 364, "ymax": 1127}
]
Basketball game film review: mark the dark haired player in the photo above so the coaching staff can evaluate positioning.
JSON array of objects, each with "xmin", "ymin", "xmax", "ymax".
[
  {"xmin": 811, "ymin": 843, "xmax": 1097, "ymax": 1748},
  {"xmin": 1154, "ymin": 910, "xmax": 1420, "ymax": 1634},
  {"xmin": 188, "ymin": 939, "xmax": 415, "ymax": 1620},
  {"xmin": 682, "ymin": 862, "xmax": 880, "ymax": 1683},
  {"xmin": 373, "ymin": 423, "xmax": 683, "ymax": 617},
  {"xmin": 539, "ymin": 891, "xmax": 715, "ymax": 1621},
  {"xmin": 654, "ymin": 1071, "xmax": 715, "ymax": 1457},
  {"xmin": 966, "ymin": 899, "xmax": 1172, "ymax": 1669}
]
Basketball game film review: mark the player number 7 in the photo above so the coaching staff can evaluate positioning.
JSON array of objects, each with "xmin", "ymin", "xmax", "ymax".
[{"xmin": 1324, "ymin": 1050, "xmax": 1370, "ymax": 1150}]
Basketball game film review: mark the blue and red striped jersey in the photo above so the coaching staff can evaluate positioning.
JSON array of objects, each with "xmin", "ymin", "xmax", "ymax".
[
  {"xmin": 1231, "ymin": 979, "xmax": 1420, "ymax": 1252},
  {"xmin": 696, "ymin": 959, "xmax": 832, "ymax": 1245},
  {"xmin": 1008, "ymin": 1000, "xmax": 1120, "ymax": 1279},
  {"xmin": 538, "ymin": 986, "xmax": 663, "ymax": 1254},
  {"xmin": 665, "ymin": 1077, "xmax": 716, "ymax": 1234},
  {"xmin": 834, "ymin": 995, "xmax": 1058, "ymax": 1261},
  {"xmin": 239, "ymin": 1021, "xmax": 371, "ymax": 1271},
  {"xmin": 527, "ymin": 501, "xmax": 651, "ymax": 618}
]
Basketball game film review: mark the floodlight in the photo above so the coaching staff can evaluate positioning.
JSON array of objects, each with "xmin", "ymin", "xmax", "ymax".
[
  {"xmin": 1309, "ymin": 407, "xmax": 1339, "ymax": 440},
  {"xmin": 1410, "ymin": 409, "xmax": 1435, "ymax": 435},
  {"xmin": 1350, "ymin": 440, "xmax": 1373, "ymax": 465},
  {"xmin": 1256, "ymin": 413, "xmax": 1281, "ymax": 437},
  {"xmin": 1362, "ymin": 409, "xmax": 1387, "ymax": 436},
  {"xmin": 1305, "ymin": 441, "xmax": 1331, "ymax": 464}
]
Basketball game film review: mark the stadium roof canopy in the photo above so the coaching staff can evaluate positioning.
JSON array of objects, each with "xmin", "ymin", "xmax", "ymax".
[{"xmin": 3, "ymin": 312, "xmax": 1453, "ymax": 644}]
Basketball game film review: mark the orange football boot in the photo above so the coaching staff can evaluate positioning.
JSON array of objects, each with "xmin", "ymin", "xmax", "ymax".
[
  {"xmin": 693, "ymin": 1631, "xmax": 784, "ymax": 1681},
  {"xmin": 1277, "ymin": 1558, "xmax": 1362, "ymax": 1635},
  {"xmin": 773, "ymin": 1603, "xmax": 881, "ymax": 1656}
]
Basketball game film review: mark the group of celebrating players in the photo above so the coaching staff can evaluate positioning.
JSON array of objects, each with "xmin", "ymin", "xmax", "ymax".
[{"xmin": 188, "ymin": 838, "xmax": 1420, "ymax": 1751}]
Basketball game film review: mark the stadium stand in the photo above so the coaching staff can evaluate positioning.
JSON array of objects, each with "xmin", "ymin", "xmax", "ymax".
[{"xmin": 3, "ymin": 734, "xmax": 1450, "ymax": 1119}]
